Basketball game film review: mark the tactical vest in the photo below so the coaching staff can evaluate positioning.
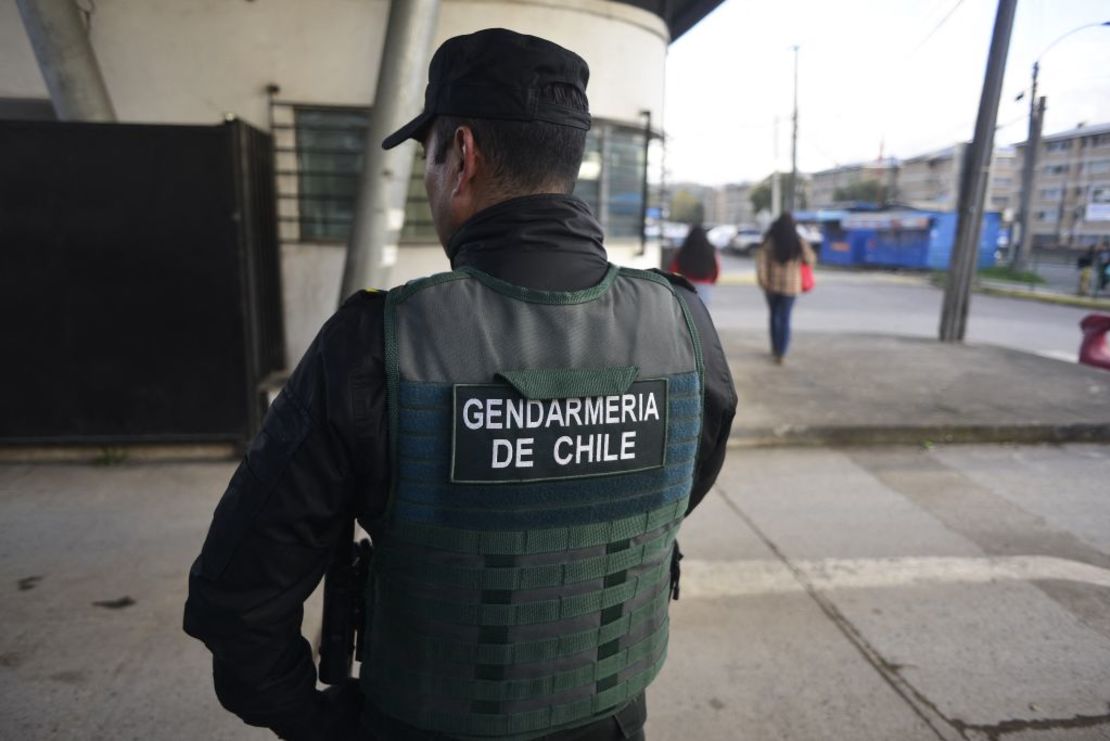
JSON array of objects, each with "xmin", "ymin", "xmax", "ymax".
[{"xmin": 361, "ymin": 265, "xmax": 703, "ymax": 739}]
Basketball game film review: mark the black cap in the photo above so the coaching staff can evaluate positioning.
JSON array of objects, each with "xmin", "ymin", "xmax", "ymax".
[{"xmin": 381, "ymin": 28, "xmax": 591, "ymax": 150}]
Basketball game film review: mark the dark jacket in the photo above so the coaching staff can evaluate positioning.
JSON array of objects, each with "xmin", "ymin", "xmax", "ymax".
[{"xmin": 183, "ymin": 194, "xmax": 738, "ymax": 740}]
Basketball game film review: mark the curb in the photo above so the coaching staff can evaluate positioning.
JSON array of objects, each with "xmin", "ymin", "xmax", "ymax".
[
  {"xmin": 729, "ymin": 423, "xmax": 1110, "ymax": 448},
  {"xmin": 975, "ymin": 284, "xmax": 1110, "ymax": 310},
  {"xmin": 0, "ymin": 443, "xmax": 239, "ymax": 464}
]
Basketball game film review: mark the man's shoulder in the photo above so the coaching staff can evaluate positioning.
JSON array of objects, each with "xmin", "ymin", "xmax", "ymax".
[
  {"xmin": 639, "ymin": 267, "xmax": 697, "ymax": 294},
  {"xmin": 313, "ymin": 288, "xmax": 390, "ymax": 356}
]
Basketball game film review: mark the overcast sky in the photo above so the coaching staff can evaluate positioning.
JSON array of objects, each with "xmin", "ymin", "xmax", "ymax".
[{"xmin": 664, "ymin": 0, "xmax": 1110, "ymax": 185}]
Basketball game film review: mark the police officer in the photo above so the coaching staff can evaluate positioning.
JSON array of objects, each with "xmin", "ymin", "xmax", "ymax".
[{"xmin": 184, "ymin": 28, "xmax": 736, "ymax": 740}]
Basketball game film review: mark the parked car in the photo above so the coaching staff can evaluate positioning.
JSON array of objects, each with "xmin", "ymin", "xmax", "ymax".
[
  {"xmin": 706, "ymin": 224, "xmax": 737, "ymax": 250},
  {"xmin": 727, "ymin": 227, "xmax": 763, "ymax": 255}
]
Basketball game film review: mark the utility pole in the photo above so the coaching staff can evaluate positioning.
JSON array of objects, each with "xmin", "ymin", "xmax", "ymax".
[
  {"xmin": 786, "ymin": 45, "xmax": 799, "ymax": 213},
  {"xmin": 939, "ymin": 0, "xmax": 1016, "ymax": 343},
  {"xmin": 339, "ymin": 0, "xmax": 440, "ymax": 302},
  {"xmin": 1012, "ymin": 63, "xmax": 1040, "ymax": 272},
  {"xmin": 772, "ymin": 116, "xmax": 782, "ymax": 218},
  {"xmin": 16, "ymin": 0, "xmax": 115, "ymax": 121}
]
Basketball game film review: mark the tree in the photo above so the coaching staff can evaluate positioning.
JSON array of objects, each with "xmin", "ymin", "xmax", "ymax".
[
  {"xmin": 750, "ymin": 180, "xmax": 772, "ymax": 213},
  {"xmin": 834, "ymin": 179, "xmax": 886, "ymax": 204},
  {"xmin": 750, "ymin": 173, "xmax": 807, "ymax": 215},
  {"xmin": 670, "ymin": 189, "xmax": 705, "ymax": 224}
]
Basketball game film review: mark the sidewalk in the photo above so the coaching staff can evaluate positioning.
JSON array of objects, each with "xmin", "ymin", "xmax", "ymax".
[{"xmin": 721, "ymin": 329, "xmax": 1110, "ymax": 447}]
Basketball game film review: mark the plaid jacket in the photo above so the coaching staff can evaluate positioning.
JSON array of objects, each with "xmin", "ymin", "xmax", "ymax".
[{"xmin": 755, "ymin": 238, "xmax": 817, "ymax": 296}]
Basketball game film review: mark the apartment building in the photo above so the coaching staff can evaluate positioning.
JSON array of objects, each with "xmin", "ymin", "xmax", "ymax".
[
  {"xmin": 809, "ymin": 159, "xmax": 898, "ymax": 208},
  {"xmin": 896, "ymin": 144, "xmax": 1017, "ymax": 216},
  {"xmin": 705, "ymin": 182, "xmax": 755, "ymax": 225},
  {"xmin": 1015, "ymin": 122, "xmax": 1110, "ymax": 248}
]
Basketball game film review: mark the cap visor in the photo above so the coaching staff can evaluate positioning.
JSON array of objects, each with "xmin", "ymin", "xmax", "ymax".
[{"xmin": 382, "ymin": 111, "xmax": 432, "ymax": 150}]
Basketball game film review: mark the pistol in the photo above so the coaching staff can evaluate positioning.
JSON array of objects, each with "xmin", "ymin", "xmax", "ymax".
[{"xmin": 319, "ymin": 522, "xmax": 373, "ymax": 685}]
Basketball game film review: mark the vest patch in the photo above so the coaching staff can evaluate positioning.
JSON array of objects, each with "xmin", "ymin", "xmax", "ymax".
[{"xmin": 451, "ymin": 379, "xmax": 668, "ymax": 483}]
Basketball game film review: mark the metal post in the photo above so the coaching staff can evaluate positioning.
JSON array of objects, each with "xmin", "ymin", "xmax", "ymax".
[
  {"xmin": 771, "ymin": 116, "xmax": 781, "ymax": 218},
  {"xmin": 786, "ymin": 45, "xmax": 799, "ymax": 213},
  {"xmin": 339, "ymin": 0, "xmax": 440, "ymax": 302},
  {"xmin": 1011, "ymin": 63, "xmax": 1039, "ymax": 271},
  {"xmin": 939, "ymin": 0, "xmax": 1017, "ymax": 343},
  {"xmin": 16, "ymin": 0, "xmax": 115, "ymax": 121},
  {"xmin": 638, "ymin": 110, "xmax": 652, "ymax": 255}
]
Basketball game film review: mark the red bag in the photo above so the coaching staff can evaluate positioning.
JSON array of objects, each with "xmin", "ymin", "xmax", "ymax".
[{"xmin": 800, "ymin": 263, "xmax": 815, "ymax": 293}]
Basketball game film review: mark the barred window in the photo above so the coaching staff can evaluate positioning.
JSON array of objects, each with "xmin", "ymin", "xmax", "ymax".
[
  {"xmin": 572, "ymin": 122, "xmax": 654, "ymax": 240},
  {"xmin": 282, "ymin": 106, "xmax": 651, "ymax": 244},
  {"xmin": 289, "ymin": 106, "xmax": 435, "ymax": 243},
  {"xmin": 294, "ymin": 108, "xmax": 366, "ymax": 241}
]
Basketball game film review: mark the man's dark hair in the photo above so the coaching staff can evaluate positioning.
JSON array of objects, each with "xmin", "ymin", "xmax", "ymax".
[{"xmin": 432, "ymin": 83, "xmax": 588, "ymax": 195}]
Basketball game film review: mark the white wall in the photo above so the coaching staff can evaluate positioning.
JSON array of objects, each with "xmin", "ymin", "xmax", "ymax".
[
  {"xmin": 1, "ymin": 0, "xmax": 390, "ymax": 129},
  {"xmin": 2, "ymin": 0, "xmax": 666, "ymax": 129}
]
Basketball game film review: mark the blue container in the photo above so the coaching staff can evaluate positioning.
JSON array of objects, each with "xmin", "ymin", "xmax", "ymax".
[
  {"xmin": 826, "ymin": 210, "xmax": 1000, "ymax": 271},
  {"xmin": 926, "ymin": 212, "xmax": 999, "ymax": 270}
]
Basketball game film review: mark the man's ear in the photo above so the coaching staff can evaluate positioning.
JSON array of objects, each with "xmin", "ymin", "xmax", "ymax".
[{"xmin": 451, "ymin": 125, "xmax": 480, "ymax": 198}]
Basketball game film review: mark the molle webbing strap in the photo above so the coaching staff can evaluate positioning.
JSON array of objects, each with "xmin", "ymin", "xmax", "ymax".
[
  {"xmin": 382, "ymin": 556, "xmax": 671, "ymax": 627},
  {"xmin": 381, "ymin": 650, "xmax": 669, "ymax": 738},
  {"xmin": 374, "ymin": 524, "xmax": 675, "ymax": 591},
  {"xmin": 388, "ymin": 498, "xmax": 687, "ymax": 555},
  {"xmin": 380, "ymin": 619, "xmax": 669, "ymax": 703},
  {"xmin": 378, "ymin": 582, "xmax": 673, "ymax": 668}
]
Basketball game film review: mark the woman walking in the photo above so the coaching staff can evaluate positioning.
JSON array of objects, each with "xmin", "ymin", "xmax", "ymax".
[
  {"xmin": 669, "ymin": 225, "xmax": 721, "ymax": 306},
  {"xmin": 756, "ymin": 213, "xmax": 816, "ymax": 364}
]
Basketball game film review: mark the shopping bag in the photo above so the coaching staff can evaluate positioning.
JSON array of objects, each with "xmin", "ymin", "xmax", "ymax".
[{"xmin": 800, "ymin": 263, "xmax": 815, "ymax": 293}]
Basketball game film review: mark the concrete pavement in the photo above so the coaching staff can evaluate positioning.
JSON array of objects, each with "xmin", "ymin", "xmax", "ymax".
[
  {"xmin": 2, "ymin": 445, "xmax": 1109, "ymax": 739},
  {"xmin": 649, "ymin": 444, "xmax": 1110, "ymax": 740}
]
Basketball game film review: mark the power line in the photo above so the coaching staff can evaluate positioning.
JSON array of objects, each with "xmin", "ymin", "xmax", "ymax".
[{"xmin": 907, "ymin": 0, "xmax": 968, "ymax": 59}]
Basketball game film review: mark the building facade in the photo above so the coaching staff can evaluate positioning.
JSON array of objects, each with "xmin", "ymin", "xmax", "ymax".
[
  {"xmin": 705, "ymin": 182, "xmax": 755, "ymax": 226},
  {"xmin": 3, "ymin": 0, "xmax": 713, "ymax": 363},
  {"xmin": 809, "ymin": 159, "xmax": 898, "ymax": 208},
  {"xmin": 895, "ymin": 144, "xmax": 1017, "ymax": 217},
  {"xmin": 1015, "ymin": 122, "xmax": 1110, "ymax": 249}
]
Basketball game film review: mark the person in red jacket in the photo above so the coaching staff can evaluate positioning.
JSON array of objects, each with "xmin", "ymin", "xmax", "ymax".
[{"xmin": 669, "ymin": 224, "xmax": 721, "ymax": 306}]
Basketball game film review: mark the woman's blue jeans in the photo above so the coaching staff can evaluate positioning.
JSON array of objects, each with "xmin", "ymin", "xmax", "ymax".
[{"xmin": 764, "ymin": 292, "xmax": 796, "ymax": 357}]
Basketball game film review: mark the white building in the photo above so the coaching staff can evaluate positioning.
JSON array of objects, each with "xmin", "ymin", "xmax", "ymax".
[{"xmin": 2, "ymin": 0, "xmax": 718, "ymax": 362}]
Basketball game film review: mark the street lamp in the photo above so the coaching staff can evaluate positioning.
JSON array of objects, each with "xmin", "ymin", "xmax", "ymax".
[{"xmin": 1012, "ymin": 21, "xmax": 1110, "ymax": 270}]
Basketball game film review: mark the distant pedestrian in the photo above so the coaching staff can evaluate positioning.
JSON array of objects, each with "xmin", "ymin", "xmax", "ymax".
[
  {"xmin": 1098, "ymin": 240, "xmax": 1110, "ymax": 294},
  {"xmin": 756, "ymin": 212, "xmax": 817, "ymax": 364},
  {"xmin": 669, "ymin": 224, "xmax": 720, "ymax": 305},
  {"xmin": 1078, "ymin": 245, "xmax": 1095, "ymax": 296}
]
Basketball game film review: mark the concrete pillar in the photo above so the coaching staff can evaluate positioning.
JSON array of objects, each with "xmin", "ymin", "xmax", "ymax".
[
  {"xmin": 16, "ymin": 0, "xmax": 115, "ymax": 121},
  {"xmin": 340, "ymin": 0, "xmax": 440, "ymax": 300}
]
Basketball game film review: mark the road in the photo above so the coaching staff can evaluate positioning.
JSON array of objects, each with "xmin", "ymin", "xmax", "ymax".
[
  {"xmin": 713, "ymin": 253, "xmax": 1097, "ymax": 362},
  {"xmin": 648, "ymin": 443, "xmax": 1110, "ymax": 740}
]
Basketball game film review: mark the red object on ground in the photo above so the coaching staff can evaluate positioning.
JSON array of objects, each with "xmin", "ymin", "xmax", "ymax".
[{"xmin": 1079, "ymin": 313, "xmax": 1110, "ymax": 371}]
